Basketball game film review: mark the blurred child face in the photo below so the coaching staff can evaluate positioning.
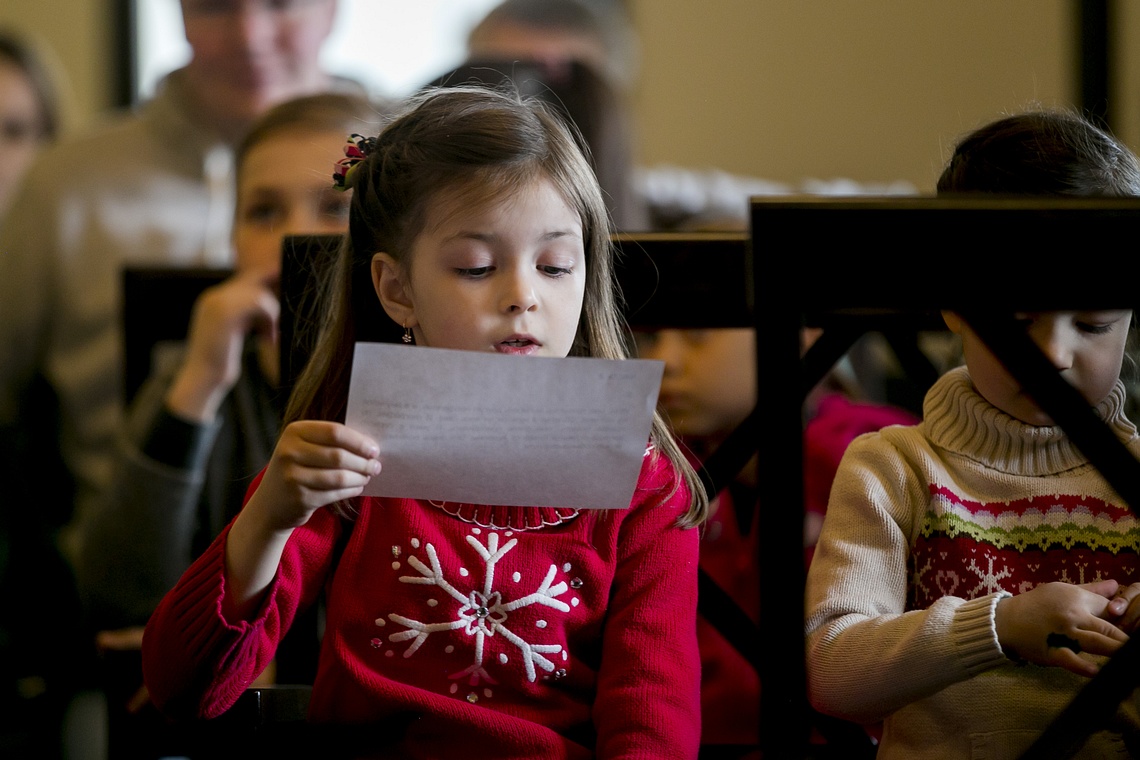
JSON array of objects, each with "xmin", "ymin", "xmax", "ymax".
[
  {"xmin": 180, "ymin": 0, "xmax": 336, "ymax": 127},
  {"xmin": 233, "ymin": 127, "xmax": 350, "ymax": 280},
  {"xmin": 944, "ymin": 310, "xmax": 1132, "ymax": 426},
  {"xmin": 0, "ymin": 58, "xmax": 46, "ymax": 217},
  {"xmin": 376, "ymin": 176, "xmax": 586, "ymax": 358},
  {"xmin": 636, "ymin": 328, "xmax": 757, "ymax": 443}
]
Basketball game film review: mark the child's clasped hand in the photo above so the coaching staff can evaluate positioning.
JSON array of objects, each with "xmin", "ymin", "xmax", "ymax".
[{"xmin": 995, "ymin": 579, "xmax": 1131, "ymax": 676}]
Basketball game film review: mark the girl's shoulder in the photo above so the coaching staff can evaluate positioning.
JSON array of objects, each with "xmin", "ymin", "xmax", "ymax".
[
  {"xmin": 832, "ymin": 424, "xmax": 937, "ymax": 501},
  {"xmin": 635, "ymin": 443, "xmax": 681, "ymax": 491},
  {"xmin": 629, "ymin": 444, "xmax": 693, "ymax": 521}
]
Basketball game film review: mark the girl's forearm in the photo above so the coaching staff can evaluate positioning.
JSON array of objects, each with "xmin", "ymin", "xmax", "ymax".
[{"xmin": 222, "ymin": 491, "xmax": 294, "ymax": 622}]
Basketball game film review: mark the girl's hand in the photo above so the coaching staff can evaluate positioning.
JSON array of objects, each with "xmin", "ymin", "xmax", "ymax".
[
  {"xmin": 994, "ymin": 580, "xmax": 1127, "ymax": 677},
  {"xmin": 165, "ymin": 270, "xmax": 280, "ymax": 422},
  {"xmin": 252, "ymin": 420, "xmax": 381, "ymax": 531},
  {"xmin": 1107, "ymin": 582, "xmax": 1140, "ymax": 633},
  {"xmin": 223, "ymin": 421, "xmax": 380, "ymax": 621}
]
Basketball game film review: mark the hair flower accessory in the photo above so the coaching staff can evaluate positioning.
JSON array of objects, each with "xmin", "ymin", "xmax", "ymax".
[{"xmin": 332, "ymin": 133, "xmax": 376, "ymax": 190}]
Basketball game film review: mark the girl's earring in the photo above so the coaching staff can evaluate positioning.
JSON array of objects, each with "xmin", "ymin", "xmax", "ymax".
[{"xmin": 402, "ymin": 322, "xmax": 413, "ymax": 344}]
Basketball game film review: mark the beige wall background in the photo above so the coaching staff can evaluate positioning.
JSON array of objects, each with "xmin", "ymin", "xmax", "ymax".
[
  {"xmin": 7, "ymin": 0, "xmax": 1139, "ymax": 195},
  {"xmin": 628, "ymin": 0, "xmax": 1075, "ymax": 192},
  {"xmin": 0, "ymin": 0, "xmax": 114, "ymax": 131}
]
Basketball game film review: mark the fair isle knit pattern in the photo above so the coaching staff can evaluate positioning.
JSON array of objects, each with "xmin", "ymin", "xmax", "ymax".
[
  {"xmin": 909, "ymin": 365, "xmax": 1140, "ymax": 613},
  {"xmin": 910, "ymin": 487, "xmax": 1140, "ymax": 610}
]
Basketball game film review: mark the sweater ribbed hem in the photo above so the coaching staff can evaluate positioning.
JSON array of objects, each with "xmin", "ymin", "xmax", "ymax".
[{"xmin": 140, "ymin": 408, "xmax": 222, "ymax": 470}]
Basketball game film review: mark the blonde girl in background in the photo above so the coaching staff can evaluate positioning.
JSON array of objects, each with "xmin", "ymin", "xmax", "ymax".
[{"xmin": 80, "ymin": 91, "xmax": 379, "ymax": 758}]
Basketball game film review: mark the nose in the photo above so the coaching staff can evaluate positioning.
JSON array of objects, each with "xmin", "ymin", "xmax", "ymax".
[
  {"xmin": 641, "ymin": 330, "xmax": 686, "ymax": 376},
  {"xmin": 500, "ymin": 270, "xmax": 538, "ymax": 314},
  {"xmin": 233, "ymin": 2, "xmax": 276, "ymax": 56},
  {"xmin": 1032, "ymin": 320, "xmax": 1074, "ymax": 371},
  {"xmin": 283, "ymin": 205, "xmax": 322, "ymax": 239}
]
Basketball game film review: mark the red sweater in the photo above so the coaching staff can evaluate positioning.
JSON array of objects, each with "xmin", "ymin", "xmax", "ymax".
[
  {"xmin": 697, "ymin": 484, "xmax": 760, "ymax": 751},
  {"xmin": 143, "ymin": 452, "xmax": 700, "ymax": 759}
]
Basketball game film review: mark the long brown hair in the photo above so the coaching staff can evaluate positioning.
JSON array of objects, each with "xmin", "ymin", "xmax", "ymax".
[{"xmin": 286, "ymin": 85, "xmax": 707, "ymax": 526}]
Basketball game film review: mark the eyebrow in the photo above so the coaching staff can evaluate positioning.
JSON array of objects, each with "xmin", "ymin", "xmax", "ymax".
[{"xmin": 445, "ymin": 229, "xmax": 582, "ymax": 244}]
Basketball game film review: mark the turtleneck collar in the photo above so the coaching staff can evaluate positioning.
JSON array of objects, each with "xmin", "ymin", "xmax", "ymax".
[{"xmin": 922, "ymin": 365, "xmax": 1137, "ymax": 476}]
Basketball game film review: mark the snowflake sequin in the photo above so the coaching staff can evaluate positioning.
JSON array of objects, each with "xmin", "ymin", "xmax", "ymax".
[{"xmin": 385, "ymin": 531, "xmax": 571, "ymax": 686}]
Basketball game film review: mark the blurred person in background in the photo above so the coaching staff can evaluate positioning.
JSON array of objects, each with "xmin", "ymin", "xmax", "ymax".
[
  {"xmin": 462, "ymin": 0, "xmax": 802, "ymax": 230},
  {"xmin": 0, "ymin": 0, "xmax": 358, "ymax": 569},
  {"xmin": 0, "ymin": 27, "xmax": 77, "ymax": 760},
  {"xmin": 0, "ymin": 5, "xmax": 356, "ymax": 753},
  {"xmin": 0, "ymin": 28, "xmax": 64, "ymax": 222},
  {"xmin": 428, "ymin": 56, "xmax": 649, "ymax": 230},
  {"xmin": 463, "ymin": 0, "xmax": 913, "ymax": 231},
  {"xmin": 78, "ymin": 91, "xmax": 378, "ymax": 759}
]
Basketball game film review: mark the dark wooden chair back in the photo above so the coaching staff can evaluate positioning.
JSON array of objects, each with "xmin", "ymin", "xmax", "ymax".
[{"xmin": 121, "ymin": 266, "xmax": 230, "ymax": 404}]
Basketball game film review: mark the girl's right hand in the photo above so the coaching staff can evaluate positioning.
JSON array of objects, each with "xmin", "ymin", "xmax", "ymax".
[
  {"xmin": 994, "ymin": 580, "xmax": 1128, "ymax": 677},
  {"xmin": 252, "ymin": 420, "xmax": 382, "ymax": 530},
  {"xmin": 223, "ymin": 421, "xmax": 379, "ymax": 622}
]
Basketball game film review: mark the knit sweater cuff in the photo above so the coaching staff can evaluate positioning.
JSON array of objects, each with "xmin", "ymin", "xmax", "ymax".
[
  {"xmin": 950, "ymin": 592, "xmax": 1010, "ymax": 675},
  {"xmin": 141, "ymin": 407, "xmax": 222, "ymax": 470}
]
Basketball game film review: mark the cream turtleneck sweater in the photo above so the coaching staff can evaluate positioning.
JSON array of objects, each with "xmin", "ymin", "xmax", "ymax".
[{"xmin": 806, "ymin": 366, "xmax": 1140, "ymax": 760}]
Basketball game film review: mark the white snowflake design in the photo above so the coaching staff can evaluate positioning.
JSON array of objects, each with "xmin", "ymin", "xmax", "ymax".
[
  {"xmin": 385, "ymin": 531, "xmax": 571, "ymax": 687},
  {"xmin": 966, "ymin": 553, "xmax": 1014, "ymax": 597}
]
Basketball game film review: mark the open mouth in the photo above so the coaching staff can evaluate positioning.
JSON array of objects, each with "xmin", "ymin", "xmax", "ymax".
[{"xmin": 496, "ymin": 335, "xmax": 542, "ymax": 354}]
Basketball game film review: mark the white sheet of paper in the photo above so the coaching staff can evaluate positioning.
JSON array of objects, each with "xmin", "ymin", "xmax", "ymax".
[{"xmin": 345, "ymin": 343, "xmax": 664, "ymax": 510}]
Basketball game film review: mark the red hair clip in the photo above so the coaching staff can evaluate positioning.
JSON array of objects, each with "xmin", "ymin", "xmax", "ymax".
[{"xmin": 332, "ymin": 133, "xmax": 376, "ymax": 191}]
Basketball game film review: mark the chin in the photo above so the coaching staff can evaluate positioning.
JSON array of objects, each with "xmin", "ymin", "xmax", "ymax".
[{"xmin": 1009, "ymin": 407, "xmax": 1055, "ymax": 427}]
